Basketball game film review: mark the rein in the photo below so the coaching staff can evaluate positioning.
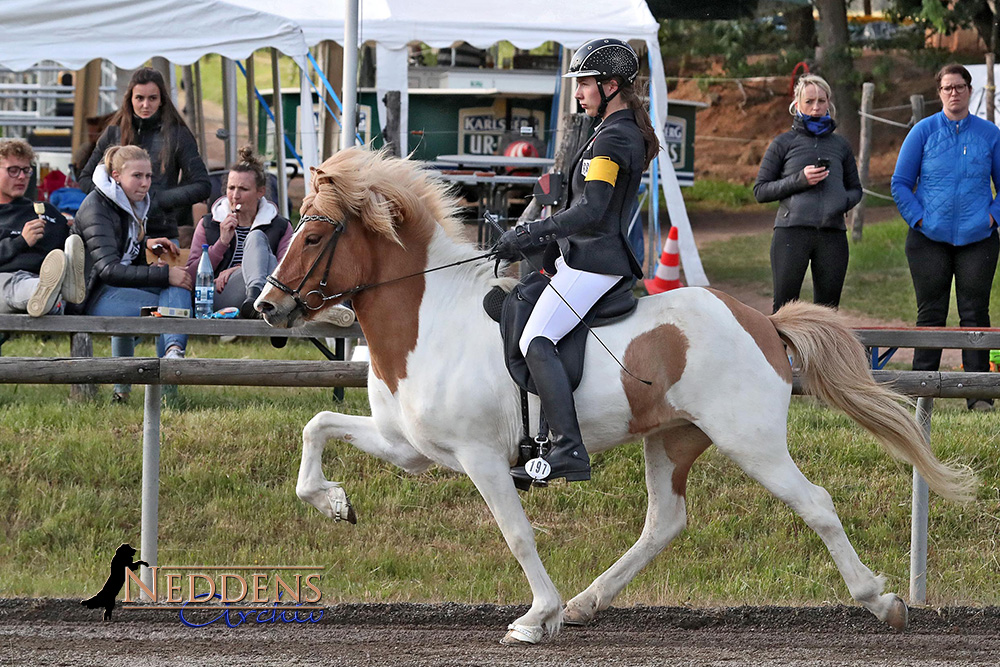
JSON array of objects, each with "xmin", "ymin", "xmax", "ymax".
[{"xmin": 266, "ymin": 213, "xmax": 495, "ymax": 311}]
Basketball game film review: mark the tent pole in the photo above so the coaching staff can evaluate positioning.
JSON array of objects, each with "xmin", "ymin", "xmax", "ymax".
[
  {"xmin": 271, "ymin": 49, "xmax": 289, "ymax": 220},
  {"xmin": 192, "ymin": 62, "xmax": 206, "ymax": 159},
  {"xmin": 245, "ymin": 57, "xmax": 256, "ymax": 152},
  {"xmin": 342, "ymin": 0, "xmax": 359, "ymax": 149},
  {"xmin": 181, "ymin": 66, "xmax": 197, "ymax": 139}
]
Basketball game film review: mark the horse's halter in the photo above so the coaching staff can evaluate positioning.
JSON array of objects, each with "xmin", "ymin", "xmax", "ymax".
[
  {"xmin": 265, "ymin": 212, "xmax": 495, "ymax": 313},
  {"xmin": 266, "ymin": 213, "xmax": 348, "ymax": 311}
]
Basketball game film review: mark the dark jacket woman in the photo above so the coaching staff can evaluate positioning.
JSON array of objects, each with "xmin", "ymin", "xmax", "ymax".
[
  {"xmin": 754, "ymin": 115, "xmax": 862, "ymax": 230},
  {"xmin": 79, "ymin": 111, "xmax": 210, "ymax": 240},
  {"xmin": 75, "ymin": 165, "xmax": 168, "ymax": 307}
]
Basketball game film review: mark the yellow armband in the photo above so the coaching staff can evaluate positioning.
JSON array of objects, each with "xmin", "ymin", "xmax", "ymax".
[{"xmin": 584, "ymin": 156, "xmax": 619, "ymax": 186}]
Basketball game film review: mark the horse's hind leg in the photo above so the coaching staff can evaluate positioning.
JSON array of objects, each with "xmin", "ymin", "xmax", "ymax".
[
  {"xmin": 296, "ymin": 412, "xmax": 431, "ymax": 521},
  {"xmin": 564, "ymin": 425, "xmax": 711, "ymax": 626},
  {"xmin": 710, "ymin": 421, "xmax": 908, "ymax": 631}
]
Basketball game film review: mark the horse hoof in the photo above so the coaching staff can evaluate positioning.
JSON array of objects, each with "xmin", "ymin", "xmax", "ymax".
[
  {"xmin": 500, "ymin": 623, "xmax": 543, "ymax": 645},
  {"xmin": 562, "ymin": 606, "xmax": 592, "ymax": 627},
  {"xmin": 326, "ymin": 486, "xmax": 357, "ymax": 524},
  {"xmin": 885, "ymin": 595, "xmax": 908, "ymax": 632}
]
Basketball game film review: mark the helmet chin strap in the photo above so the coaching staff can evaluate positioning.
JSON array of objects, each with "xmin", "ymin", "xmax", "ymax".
[{"xmin": 596, "ymin": 80, "xmax": 622, "ymax": 119}]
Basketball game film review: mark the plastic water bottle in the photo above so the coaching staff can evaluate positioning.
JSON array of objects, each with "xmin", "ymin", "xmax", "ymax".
[{"xmin": 195, "ymin": 244, "xmax": 214, "ymax": 319}]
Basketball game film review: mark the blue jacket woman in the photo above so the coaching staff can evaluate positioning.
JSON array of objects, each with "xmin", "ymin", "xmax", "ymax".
[
  {"xmin": 891, "ymin": 63, "xmax": 1000, "ymax": 411},
  {"xmin": 494, "ymin": 38, "xmax": 658, "ymax": 484}
]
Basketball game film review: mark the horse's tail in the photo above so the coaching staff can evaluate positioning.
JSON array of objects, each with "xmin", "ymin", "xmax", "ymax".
[{"xmin": 769, "ymin": 301, "xmax": 977, "ymax": 503}]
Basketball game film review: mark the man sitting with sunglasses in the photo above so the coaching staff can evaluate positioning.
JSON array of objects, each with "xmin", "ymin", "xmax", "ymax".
[{"xmin": 0, "ymin": 139, "xmax": 85, "ymax": 316}]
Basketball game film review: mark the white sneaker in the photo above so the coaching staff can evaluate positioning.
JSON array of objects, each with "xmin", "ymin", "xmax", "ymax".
[
  {"xmin": 163, "ymin": 345, "xmax": 185, "ymax": 360},
  {"xmin": 27, "ymin": 249, "xmax": 66, "ymax": 317},
  {"xmin": 62, "ymin": 234, "xmax": 86, "ymax": 304}
]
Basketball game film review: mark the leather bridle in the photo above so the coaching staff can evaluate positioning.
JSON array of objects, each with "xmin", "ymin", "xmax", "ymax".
[
  {"xmin": 265, "ymin": 212, "xmax": 494, "ymax": 313},
  {"xmin": 266, "ymin": 213, "xmax": 348, "ymax": 312}
]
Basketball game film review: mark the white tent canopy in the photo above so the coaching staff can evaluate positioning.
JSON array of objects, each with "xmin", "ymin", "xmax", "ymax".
[
  {"xmin": 229, "ymin": 0, "xmax": 707, "ymax": 285},
  {"xmin": 0, "ymin": 0, "xmax": 309, "ymax": 71},
  {"xmin": 0, "ymin": 0, "xmax": 318, "ymax": 193}
]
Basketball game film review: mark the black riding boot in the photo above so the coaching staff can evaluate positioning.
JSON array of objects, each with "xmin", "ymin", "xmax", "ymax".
[{"xmin": 511, "ymin": 337, "xmax": 591, "ymax": 483}]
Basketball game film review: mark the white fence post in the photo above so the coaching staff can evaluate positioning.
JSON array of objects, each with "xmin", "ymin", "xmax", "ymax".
[
  {"xmin": 140, "ymin": 383, "xmax": 161, "ymax": 601},
  {"xmin": 910, "ymin": 396, "xmax": 932, "ymax": 605}
]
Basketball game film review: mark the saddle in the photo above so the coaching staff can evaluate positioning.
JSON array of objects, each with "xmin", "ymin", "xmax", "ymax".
[{"xmin": 483, "ymin": 270, "xmax": 637, "ymax": 394}]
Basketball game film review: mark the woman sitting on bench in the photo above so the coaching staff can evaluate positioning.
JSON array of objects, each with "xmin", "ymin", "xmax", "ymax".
[
  {"xmin": 76, "ymin": 145, "xmax": 193, "ymax": 403},
  {"xmin": 185, "ymin": 146, "xmax": 293, "ymax": 319}
]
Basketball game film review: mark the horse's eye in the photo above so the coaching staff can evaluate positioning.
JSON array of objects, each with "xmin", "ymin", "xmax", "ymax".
[{"xmin": 304, "ymin": 234, "xmax": 322, "ymax": 246}]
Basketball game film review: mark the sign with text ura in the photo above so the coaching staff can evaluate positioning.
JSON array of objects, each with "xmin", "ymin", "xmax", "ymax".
[{"xmin": 458, "ymin": 106, "xmax": 545, "ymax": 155}]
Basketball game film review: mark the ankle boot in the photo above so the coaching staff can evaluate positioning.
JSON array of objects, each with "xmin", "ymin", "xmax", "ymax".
[{"xmin": 511, "ymin": 337, "xmax": 591, "ymax": 483}]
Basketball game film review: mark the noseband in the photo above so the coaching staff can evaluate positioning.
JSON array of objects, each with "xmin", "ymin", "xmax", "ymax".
[{"xmin": 266, "ymin": 214, "xmax": 347, "ymax": 311}]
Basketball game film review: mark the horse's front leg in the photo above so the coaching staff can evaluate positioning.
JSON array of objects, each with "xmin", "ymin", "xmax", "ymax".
[
  {"xmin": 457, "ymin": 450, "xmax": 563, "ymax": 645},
  {"xmin": 296, "ymin": 411, "xmax": 431, "ymax": 522}
]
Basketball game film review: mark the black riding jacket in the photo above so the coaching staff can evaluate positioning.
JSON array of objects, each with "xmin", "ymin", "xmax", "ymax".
[{"xmin": 524, "ymin": 109, "xmax": 645, "ymax": 279}]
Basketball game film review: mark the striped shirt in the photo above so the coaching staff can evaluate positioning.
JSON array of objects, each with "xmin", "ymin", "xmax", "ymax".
[{"xmin": 230, "ymin": 226, "xmax": 252, "ymax": 267}]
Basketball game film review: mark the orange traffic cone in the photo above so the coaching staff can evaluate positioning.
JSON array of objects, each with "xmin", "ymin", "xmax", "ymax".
[{"xmin": 644, "ymin": 226, "xmax": 683, "ymax": 294}]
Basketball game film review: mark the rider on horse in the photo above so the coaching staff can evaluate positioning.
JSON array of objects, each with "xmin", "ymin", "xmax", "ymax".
[{"xmin": 495, "ymin": 38, "xmax": 660, "ymax": 484}]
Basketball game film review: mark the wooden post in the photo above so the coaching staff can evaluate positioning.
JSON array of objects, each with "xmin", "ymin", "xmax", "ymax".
[
  {"xmin": 71, "ymin": 60, "xmax": 102, "ymax": 154},
  {"xmin": 69, "ymin": 333, "xmax": 96, "ymax": 401},
  {"xmin": 321, "ymin": 41, "xmax": 344, "ymax": 157},
  {"xmin": 987, "ymin": 53, "xmax": 996, "ymax": 124},
  {"xmin": 911, "ymin": 94, "xmax": 925, "ymax": 129},
  {"xmin": 245, "ymin": 57, "xmax": 256, "ymax": 151},
  {"xmin": 852, "ymin": 82, "xmax": 874, "ymax": 242},
  {"xmin": 221, "ymin": 58, "xmax": 239, "ymax": 166},
  {"xmin": 381, "ymin": 91, "xmax": 401, "ymax": 158},
  {"xmin": 181, "ymin": 66, "xmax": 197, "ymax": 139},
  {"xmin": 192, "ymin": 62, "xmax": 206, "ymax": 158}
]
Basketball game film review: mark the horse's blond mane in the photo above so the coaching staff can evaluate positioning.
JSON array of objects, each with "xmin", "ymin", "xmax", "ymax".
[{"xmin": 302, "ymin": 147, "xmax": 465, "ymax": 245}]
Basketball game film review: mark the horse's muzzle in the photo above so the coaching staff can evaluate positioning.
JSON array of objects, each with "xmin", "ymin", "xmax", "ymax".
[{"xmin": 257, "ymin": 285, "xmax": 303, "ymax": 329}]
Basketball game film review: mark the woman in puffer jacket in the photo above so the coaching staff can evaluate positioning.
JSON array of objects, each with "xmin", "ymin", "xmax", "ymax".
[
  {"xmin": 754, "ymin": 74, "xmax": 862, "ymax": 314},
  {"xmin": 892, "ymin": 63, "xmax": 1000, "ymax": 412},
  {"xmin": 75, "ymin": 145, "xmax": 193, "ymax": 403}
]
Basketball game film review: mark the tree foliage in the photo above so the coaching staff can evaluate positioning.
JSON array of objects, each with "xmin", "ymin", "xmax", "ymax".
[
  {"xmin": 646, "ymin": 0, "xmax": 759, "ymax": 21},
  {"xmin": 886, "ymin": 0, "xmax": 995, "ymax": 48}
]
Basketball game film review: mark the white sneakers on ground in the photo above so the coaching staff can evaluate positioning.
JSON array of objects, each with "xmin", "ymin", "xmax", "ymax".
[
  {"xmin": 26, "ymin": 235, "xmax": 87, "ymax": 317},
  {"xmin": 27, "ymin": 249, "xmax": 66, "ymax": 317}
]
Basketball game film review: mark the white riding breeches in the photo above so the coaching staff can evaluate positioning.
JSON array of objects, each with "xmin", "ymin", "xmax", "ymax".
[{"xmin": 518, "ymin": 256, "xmax": 623, "ymax": 357}]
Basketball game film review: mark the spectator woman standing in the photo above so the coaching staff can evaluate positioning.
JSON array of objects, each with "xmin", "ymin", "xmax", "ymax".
[
  {"xmin": 754, "ymin": 74, "xmax": 862, "ymax": 314},
  {"xmin": 891, "ymin": 63, "xmax": 1000, "ymax": 412},
  {"xmin": 78, "ymin": 68, "xmax": 210, "ymax": 242}
]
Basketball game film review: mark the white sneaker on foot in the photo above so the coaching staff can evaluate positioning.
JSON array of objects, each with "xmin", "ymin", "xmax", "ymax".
[
  {"xmin": 163, "ymin": 345, "xmax": 185, "ymax": 360},
  {"xmin": 27, "ymin": 249, "xmax": 67, "ymax": 317},
  {"xmin": 62, "ymin": 234, "xmax": 86, "ymax": 304}
]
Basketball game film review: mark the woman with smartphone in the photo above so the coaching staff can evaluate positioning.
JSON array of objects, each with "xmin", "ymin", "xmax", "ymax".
[{"xmin": 754, "ymin": 74, "xmax": 862, "ymax": 313}]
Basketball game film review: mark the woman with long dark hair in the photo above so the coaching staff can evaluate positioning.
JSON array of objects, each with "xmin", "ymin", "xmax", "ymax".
[
  {"xmin": 78, "ymin": 67, "xmax": 210, "ymax": 241},
  {"xmin": 494, "ymin": 38, "xmax": 658, "ymax": 484}
]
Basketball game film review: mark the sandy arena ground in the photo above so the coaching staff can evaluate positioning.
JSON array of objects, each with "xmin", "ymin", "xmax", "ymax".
[{"xmin": 2, "ymin": 600, "xmax": 999, "ymax": 666}]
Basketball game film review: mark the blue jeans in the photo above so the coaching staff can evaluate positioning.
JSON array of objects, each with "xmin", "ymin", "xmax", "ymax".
[{"xmin": 87, "ymin": 284, "xmax": 191, "ymax": 394}]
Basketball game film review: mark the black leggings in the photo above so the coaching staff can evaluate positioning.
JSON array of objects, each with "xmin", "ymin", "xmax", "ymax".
[
  {"xmin": 770, "ymin": 227, "xmax": 849, "ymax": 313},
  {"xmin": 906, "ymin": 227, "xmax": 999, "ymax": 374}
]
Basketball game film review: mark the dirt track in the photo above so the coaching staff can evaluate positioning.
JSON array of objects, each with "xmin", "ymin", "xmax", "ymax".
[{"xmin": 2, "ymin": 600, "xmax": 999, "ymax": 666}]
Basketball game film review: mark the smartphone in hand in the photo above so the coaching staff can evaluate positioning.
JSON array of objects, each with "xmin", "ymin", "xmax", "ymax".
[{"xmin": 815, "ymin": 157, "xmax": 831, "ymax": 170}]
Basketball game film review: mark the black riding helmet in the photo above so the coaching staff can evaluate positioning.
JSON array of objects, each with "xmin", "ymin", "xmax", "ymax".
[{"xmin": 564, "ymin": 38, "xmax": 640, "ymax": 118}]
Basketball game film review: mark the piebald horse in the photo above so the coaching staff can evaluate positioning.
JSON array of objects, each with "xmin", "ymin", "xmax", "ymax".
[{"xmin": 258, "ymin": 148, "xmax": 974, "ymax": 645}]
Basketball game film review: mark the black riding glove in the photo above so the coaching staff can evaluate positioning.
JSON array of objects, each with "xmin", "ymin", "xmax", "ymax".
[{"xmin": 494, "ymin": 224, "xmax": 535, "ymax": 262}]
